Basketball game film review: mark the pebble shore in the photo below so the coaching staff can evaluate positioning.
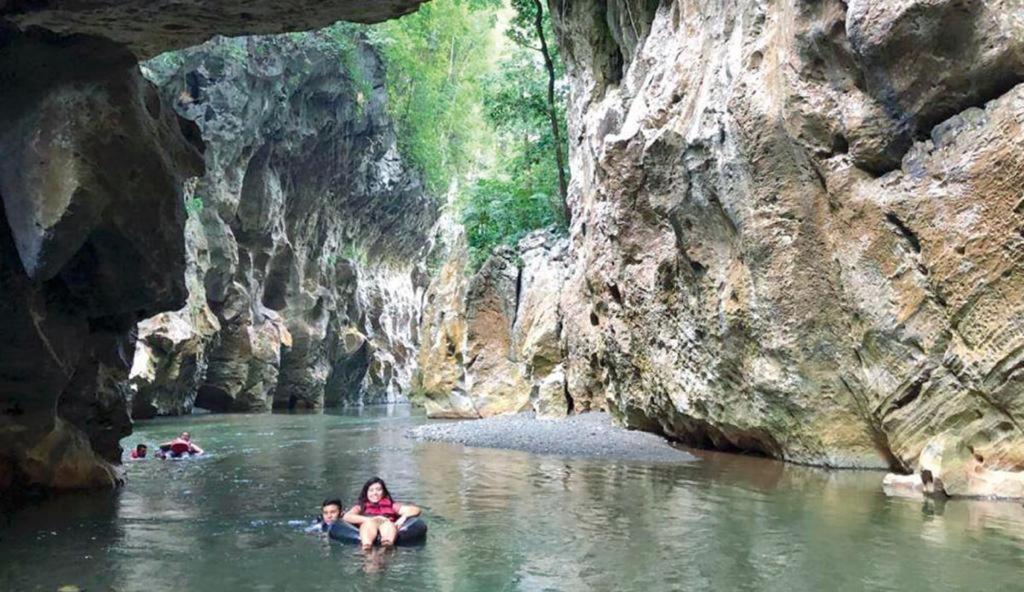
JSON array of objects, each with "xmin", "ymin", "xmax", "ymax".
[{"xmin": 407, "ymin": 412, "xmax": 696, "ymax": 463}]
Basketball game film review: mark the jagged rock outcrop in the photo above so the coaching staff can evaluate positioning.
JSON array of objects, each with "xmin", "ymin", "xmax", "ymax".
[
  {"xmin": 128, "ymin": 208, "xmax": 221, "ymax": 418},
  {"xmin": 550, "ymin": 0, "xmax": 1024, "ymax": 480},
  {"xmin": 0, "ymin": 1, "xmax": 427, "ymax": 496},
  {"xmin": 414, "ymin": 229, "xmax": 570, "ymax": 418},
  {"xmin": 129, "ymin": 33, "xmax": 434, "ymax": 414},
  {"xmin": 0, "ymin": 32, "xmax": 204, "ymax": 494}
]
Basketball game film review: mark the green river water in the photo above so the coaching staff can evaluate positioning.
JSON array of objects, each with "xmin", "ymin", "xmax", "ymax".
[{"xmin": 3, "ymin": 407, "xmax": 1024, "ymax": 591}]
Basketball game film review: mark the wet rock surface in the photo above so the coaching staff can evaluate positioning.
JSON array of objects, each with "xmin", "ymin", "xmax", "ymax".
[{"xmin": 408, "ymin": 411, "xmax": 695, "ymax": 463}]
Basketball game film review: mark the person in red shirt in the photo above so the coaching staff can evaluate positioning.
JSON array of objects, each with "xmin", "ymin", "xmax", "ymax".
[
  {"xmin": 158, "ymin": 431, "xmax": 204, "ymax": 458},
  {"xmin": 129, "ymin": 443, "xmax": 148, "ymax": 459},
  {"xmin": 343, "ymin": 477, "xmax": 421, "ymax": 550}
]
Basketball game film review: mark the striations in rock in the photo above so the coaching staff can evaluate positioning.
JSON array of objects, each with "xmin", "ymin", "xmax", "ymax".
[
  {"xmin": 544, "ymin": 0, "xmax": 1024, "ymax": 484},
  {"xmin": 130, "ymin": 34, "xmax": 436, "ymax": 415},
  {"xmin": 414, "ymin": 226, "xmax": 570, "ymax": 419}
]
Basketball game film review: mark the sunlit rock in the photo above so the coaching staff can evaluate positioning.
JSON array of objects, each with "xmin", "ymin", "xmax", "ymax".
[
  {"xmin": 550, "ymin": 0, "xmax": 1024, "ymax": 471},
  {"xmin": 415, "ymin": 229, "xmax": 570, "ymax": 418}
]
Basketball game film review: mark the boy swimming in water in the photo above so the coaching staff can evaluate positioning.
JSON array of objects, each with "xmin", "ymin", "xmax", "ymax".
[
  {"xmin": 306, "ymin": 498, "xmax": 344, "ymax": 533},
  {"xmin": 129, "ymin": 443, "xmax": 148, "ymax": 459}
]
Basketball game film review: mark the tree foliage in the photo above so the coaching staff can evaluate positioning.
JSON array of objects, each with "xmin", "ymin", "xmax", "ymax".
[
  {"xmin": 370, "ymin": 0, "xmax": 501, "ymax": 194},
  {"xmin": 458, "ymin": 0, "xmax": 570, "ymax": 270},
  {"xmin": 303, "ymin": 0, "xmax": 571, "ymax": 271}
]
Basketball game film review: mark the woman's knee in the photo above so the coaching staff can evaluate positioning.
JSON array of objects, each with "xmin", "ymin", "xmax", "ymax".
[
  {"xmin": 379, "ymin": 522, "xmax": 397, "ymax": 543},
  {"xmin": 359, "ymin": 522, "xmax": 378, "ymax": 538}
]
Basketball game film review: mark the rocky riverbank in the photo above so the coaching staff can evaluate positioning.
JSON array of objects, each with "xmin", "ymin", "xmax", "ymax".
[{"xmin": 408, "ymin": 412, "xmax": 695, "ymax": 463}]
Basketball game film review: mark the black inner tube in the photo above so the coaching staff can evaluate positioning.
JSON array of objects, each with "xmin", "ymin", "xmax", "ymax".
[{"xmin": 328, "ymin": 518, "xmax": 428, "ymax": 546}]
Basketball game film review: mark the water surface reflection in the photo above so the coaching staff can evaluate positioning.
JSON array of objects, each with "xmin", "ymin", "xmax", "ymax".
[{"xmin": 3, "ymin": 408, "xmax": 1024, "ymax": 591}]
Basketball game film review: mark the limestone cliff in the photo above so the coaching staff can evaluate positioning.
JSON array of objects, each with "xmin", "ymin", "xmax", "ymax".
[
  {"xmin": 129, "ymin": 33, "xmax": 435, "ymax": 416},
  {"xmin": 414, "ymin": 227, "xmax": 570, "ymax": 419},
  {"xmin": 0, "ymin": 1, "xmax": 426, "ymax": 496},
  {"xmin": 547, "ymin": 0, "xmax": 1024, "ymax": 477}
]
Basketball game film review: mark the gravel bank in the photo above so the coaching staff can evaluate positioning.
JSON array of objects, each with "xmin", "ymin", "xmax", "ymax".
[{"xmin": 407, "ymin": 412, "xmax": 696, "ymax": 463}]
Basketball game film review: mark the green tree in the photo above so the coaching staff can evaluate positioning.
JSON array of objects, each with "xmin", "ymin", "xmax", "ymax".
[
  {"xmin": 507, "ymin": 0, "xmax": 569, "ymax": 221},
  {"xmin": 458, "ymin": 0, "xmax": 570, "ymax": 271},
  {"xmin": 371, "ymin": 0, "xmax": 501, "ymax": 194}
]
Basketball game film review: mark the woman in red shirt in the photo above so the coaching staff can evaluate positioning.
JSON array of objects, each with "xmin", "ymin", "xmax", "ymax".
[{"xmin": 343, "ymin": 477, "xmax": 421, "ymax": 550}]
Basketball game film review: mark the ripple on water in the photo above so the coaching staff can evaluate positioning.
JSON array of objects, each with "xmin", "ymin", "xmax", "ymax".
[{"xmin": 6, "ymin": 410, "xmax": 1024, "ymax": 592}]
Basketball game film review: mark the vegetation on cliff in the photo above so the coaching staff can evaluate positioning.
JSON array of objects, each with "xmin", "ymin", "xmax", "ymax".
[
  {"xmin": 149, "ymin": 1, "xmax": 569, "ymax": 273},
  {"xmin": 370, "ymin": 0, "xmax": 571, "ymax": 270}
]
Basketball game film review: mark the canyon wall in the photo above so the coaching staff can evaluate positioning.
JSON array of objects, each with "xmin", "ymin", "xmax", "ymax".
[
  {"xmin": 130, "ymin": 33, "xmax": 435, "ymax": 416},
  {"xmin": 0, "ymin": 1, "xmax": 426, "ymax": 495},
  {"xmin": 414, "ymin": 228, "xmax": 570, "ymax": 419},
  {"xmin": 545, "ymin": 0, "xmax": 1024, "ymax": 480}
]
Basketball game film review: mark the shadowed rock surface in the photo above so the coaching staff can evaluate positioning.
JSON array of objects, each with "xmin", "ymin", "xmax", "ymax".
[
  {"xmin": 129, "ymin": 34, "xmax": 434, "ymax": 415},
  {"xmin": 0, "ymin": 2, "xmax": 426, "ymax": 497},
  {"xmin": 0, "ymin": 32, "xmax": 204, "ymax": 494},
  {"xmin": 1, "ymin": 1, "xmax": 427, "ymax": 58}
]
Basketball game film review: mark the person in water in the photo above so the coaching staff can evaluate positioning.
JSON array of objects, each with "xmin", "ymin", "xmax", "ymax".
[
  {"xmin": 129, "ymin": 443, "xmax": 148, "ymax": 459},
  {"xmin": 343, "ymin": 477, "xmax": 421, "ymax": 550},
  {"xmin": 306, "ymin": 498, "xmax": 344, "ymax": 533},
  {"xmin": 158, "ymin": 431, "xmax": 204, "ymax": 457}
]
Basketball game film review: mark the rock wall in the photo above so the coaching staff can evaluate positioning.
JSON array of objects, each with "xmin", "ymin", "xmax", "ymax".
[
  {"xmin": 0, "ymin": 32, "xmax": 204, "ymax": 494},
  {"xmin": 129, "ymin": 34, "xmax": 436, "ymax": 415},
  {"xmin": 0, "ymin": 1, "xmax": 427, "ymax": 495},
  {"xmin": 414, "ymin": 228, "xmax": 570, "ymax": 418},
  {"xmin": 549, "ymin": 0, "xmax": 1024, "ymax": 474}
]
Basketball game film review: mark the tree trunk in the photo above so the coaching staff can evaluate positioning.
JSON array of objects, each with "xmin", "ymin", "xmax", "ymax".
[{"xmin": 532, "ymin": 0, "xmax": 570, "ymax": 225}]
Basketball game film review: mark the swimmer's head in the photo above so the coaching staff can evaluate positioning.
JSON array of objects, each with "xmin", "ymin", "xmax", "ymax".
[
  {"xmin": 358, "ymin": 477, "xmax": 391, "ymax": 506},
  {"xmin": 321, "ymin": 499, "xmax": 343, "ymax": 524}
]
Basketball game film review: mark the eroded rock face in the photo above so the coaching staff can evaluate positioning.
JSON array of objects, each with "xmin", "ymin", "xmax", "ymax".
[
  {"xmin": 0, "ymin": 32, "xmax": 204, "ymax": 494},
  {"xmin": 551, "ymin": 0, "xmax": 1024, "ymax": 472},
  {"xmin": 129, "ymin": 209, "xmax": 221, "ymax": 418},
  {"xmin": 128, "ymin": 34, "xmax": 434, "ymax": 414},
  {"xmin": 415, "ymin": 229, "xmax": 570, "ymax": 418},
  {"xmin": 1, "ymin": 1, "xmax": 427, "ymax": 58},
  {"xmin": 0, "ymin": 2, "xmax": 427, "ymax": 496}
]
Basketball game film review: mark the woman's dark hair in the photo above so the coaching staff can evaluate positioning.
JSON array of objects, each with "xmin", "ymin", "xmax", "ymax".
[
  {"xmin": 322, "ymin": 498, "xmax": 342, "ymax": 510},
  {"xmin": 136, "ymin": 443, "xmax": 148, "ymax": 451},
  {"xmin": 357, "ymin": 477, "xmax": 392, "ymax": 507}
]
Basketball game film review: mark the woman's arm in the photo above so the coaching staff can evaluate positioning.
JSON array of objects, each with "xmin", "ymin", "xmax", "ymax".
[
  {"xmin": 190, "ymin": 444, "xmax": 204, "ymax": 455},
  {"xmin": 343, "ymin": 505, "xmax": 372, "ymax": 525},
  {"xmin": 393, "ymin": 502, "xmax": 421, "ymax": 528}
]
